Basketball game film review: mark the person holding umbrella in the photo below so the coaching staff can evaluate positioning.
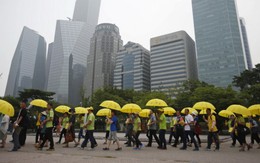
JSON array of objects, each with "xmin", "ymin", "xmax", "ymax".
[
  {"xmin": 146, "ymin": 110, "xmax": 160, "ymax": 147},
  {"xmin": 56, "ymin": 112, "xmax": 69, "ymax": 144},
  {"xmin": 156, "ymin": 109, "xmax": 167, "ymax": 150},
  {"xmin": 133, "ymin": 113, "xmax": 143, "ymax": 150}
]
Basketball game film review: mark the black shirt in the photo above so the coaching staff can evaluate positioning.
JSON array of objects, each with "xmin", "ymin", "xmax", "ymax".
[{"xmin": 18, "ymin": 108, "xmax": 28, "ymax": 127}]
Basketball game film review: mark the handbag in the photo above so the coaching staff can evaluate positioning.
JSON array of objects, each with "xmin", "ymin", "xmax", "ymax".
[{"xmin": 65, "ymin": 132, "xmax": 74, "ymax": 142}]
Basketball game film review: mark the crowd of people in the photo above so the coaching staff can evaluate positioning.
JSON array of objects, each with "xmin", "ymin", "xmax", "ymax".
[{"xmin": 0, "ymin": 100, "xmax": 259, "ymax": 153}]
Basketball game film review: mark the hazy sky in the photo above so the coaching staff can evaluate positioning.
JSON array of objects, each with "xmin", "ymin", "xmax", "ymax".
[{"xmin": 0, "ymin": 0, "xmax": 259, "ymax": 96}]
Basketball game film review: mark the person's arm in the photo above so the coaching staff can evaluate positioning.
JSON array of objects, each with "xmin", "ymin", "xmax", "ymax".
[{"xmin": 203, "ymin": 116, "xmax": 208, "ymax": 123}]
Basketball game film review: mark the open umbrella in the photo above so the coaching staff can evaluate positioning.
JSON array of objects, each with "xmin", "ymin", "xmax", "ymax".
[
  {"xmin": 162, "ymin": 107, "xmax": 176, "ymax": 116},
  {"xmin": 139, "ymin": 109, "xmax": 151, "ymax": 118},
  {"xmin": 0, "ymin": 99, "xmax": 15, "ymax": 117},
  {"xmin": 199, "ymin": 109, "xmax": 216, "ymax": 115},
  {"xmin": 193, "ymin": 101, "xmax": 216, "ymax": 110},
  {"xmin": 226, "ymin": 104, "xmax": 251, "ymax": 116},
  {"xmin": 100, "ymin": 100, "xmax": 121, "ymax": 111},
  {"xmin": 74, "ymin": 107, "xmax": 88, "ymax": 114},
  {"xmin": 121, "ymin": 103, "xmax": 142, "ymax": 114},
  {"xmin": 218, "ymin": 110, "xmax": 235, "ymax": 118},
  {"xmin": 146, "ymin": 98, "xmax": 168, "ymax": 107},
  {"xmin": 30, "ymin": 99, "xmax": 47, "ymax": 108},
  {"xmin": 55, "ymin": 105, "xmax": 70, "ymax": 113},
  {"xmin": 96, "ymin": 108, "xmax": 111, "ymax": 117},
  {"xmin": 248, "ymin": 104, "xmax": 260, "ymax": 115},
  {"xmin": 181, "ymin": 107, "xmax": 198, "ymax": 114}
]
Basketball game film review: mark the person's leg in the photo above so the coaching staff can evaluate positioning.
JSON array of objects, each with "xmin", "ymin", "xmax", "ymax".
[
  {"xmin": 172, "ymin": 130, "xmax": 179, "ymax": 147},
  {"xmin": 13, "ymin": 127, "xmax": 22, "ymax": 151},
  {"xmin": 88, "ymin": 130, "xmax": 95, "ymax": 148},
  {"xmin": 134, "ymin": 131, "xmax": 142, "ymax": 148},
  {"xmin": 207, "ymin": 132, "xmax": 213, "ymax": 149},
  {"xmin": 152, "ymin": 130, "xmax": 160, "ymax": 146},
  {"xmin": 158, "ymin": 130, "xmax": 163, "ymax": 148},
  {"xmin": 81, "ymin": 131, "xmax": 88, "ymax": 148},
  {"xmin": 195, "ymin": 133, "xmax": 201, "ymax": 146},
  {"xmin": 78, "ymin": 128, "xmax": 83, "ymax": 143},
  {"xmin": 168, "ymin": 128, "xmax": 173, "ymax": 144},
  {"xmin": 19, "ymin": 127, "xmax": 26, "ymax": 146},
  {"xmin": 40, "ymin": 128, "xmax": 50, "ymax": 148},
  {"xmin": 58, "ymin": 128, "xmax": 64, "ymax": 143},
  {"xmin": 35, "ymin": 127, "xmax": 40, "ymax": 144},
  {"xmin": 189, "ymin": 131, "xmax": 198, "ymax": 149},
  {"xmin": 147, "ymin": 130, "xmax": 152, "ymax": 146},
  {"xmin": 230, "ymin": 132, "xmax": 236, "ymax": 146},
  {"xmin": 161, "ymin": 130, "xmax": 166, "ymax": 149},
  {"xmin": 181, "ymin": 131, "xmax": 187, "ymax": 149},
  {"xmin": 48, "ymin": 128, "xmax": 54, "ymax": 149}
]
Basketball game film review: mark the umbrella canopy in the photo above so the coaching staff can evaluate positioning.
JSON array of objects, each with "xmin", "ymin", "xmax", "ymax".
[
  {"xmin": 100, "ymin": 100, "xmax": 121, "ymax": 111},
  {"xmin": 30, "ymin": 99, "xmax": 47, "ymax": 108},
  {"xmin": 139, "ymin": 109, "xmax": 151, "ymax": 118},
  {"xmin": 226, "ymin": 104, "xmax": 251, "ymax": 116},
  {"xmin": 146, "ymin": 98, "xmax": 168, "ymax": 107},
  {"xmin": 121, "ymin": 103, "xmax": 142, "ymax": 114},
  {"xmin": 163, "ymin": 107, "xmax": 176, "ymax": 116},
  {"xmin": 96, "ymin": 108, "xmax": 111, "ymax": 117},
  {"xmin": 193, "ymin": 101, "xmax": 216, "ymax": 110},
  {"xmin": 0, "ymin": 99, "xmax": 15, "ymax": 117},
  {"xmin": 199, "ymin": 109, "xmax": 216, "ymax": 115},
  {"xmin": 218, "ymin": 110, "xmax": 235, "ymax": 118},
  {"xmin": 55, "ymin": 105, "xmax": 70, "ymax": 113},
  {"xmin": 248, "ymin": 104, "xmax": 260, "ymax": 115},
  {"xmin": 74, "ymin": 107, "xmax": 88, "ymax": 114},
  {"xmin": 181, "ymin": 107, "xmax": 198, "ymax": 115}
]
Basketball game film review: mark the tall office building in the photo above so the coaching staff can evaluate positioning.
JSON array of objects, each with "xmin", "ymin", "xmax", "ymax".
[
  {"xmin": 114, "ymin": 42, "xmax": 150, "ymax": 91},
  {"xmin": 150, "ymin": 31, "xmax": 198, "ymax": 94},
  {"xmin": 45, "ymin": 42, "xmax": 53, "ymax": 90},
  {"xmin": 47, "ymin": 0, "xmax": 101, "ymax": 105},
  {"xmin": 240, "ymin": 18, "xmax": 253, "ymax": 70},
  {"xmin": 192, "ymin": 0, "xmax": 247, "ymax": 87},
  {"xmin": 86, "ymin": 23, "xmax": 123, "ymax": 97},
  {"xmin": 5, "ymin": 26, "xmax": 46, "ymax": 97}
]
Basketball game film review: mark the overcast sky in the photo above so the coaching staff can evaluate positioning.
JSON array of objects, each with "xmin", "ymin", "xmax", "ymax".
[{"xmin": 0, "ymin": 0, "xmax": 259, "ymax": 96}]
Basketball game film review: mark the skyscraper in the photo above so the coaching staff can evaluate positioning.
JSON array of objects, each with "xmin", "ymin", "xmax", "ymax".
[
  {"xmin": 150, "ymin": 31, "xmax": 198, "ymax": 94},
  {"xmin": 192, "ymin": 0, "xmax": 247, "ymax": 87},
  {"xmin": 5, "ymin": 26, "xmax": 46, "ymax": 96},
  {"xmin": 47, "ymin": 0, "xmax": 101, "ymax": 105},
  {"xmin": 240, "ymin": 18, "xmax": 253, "ymax": 70},
  {"xmin": 114, "ymin": 42, "xmax": 150, "ymax": 91},
  {"xmin": 86, "ymin": 23, "xmax": 123, "ymax": 97}
]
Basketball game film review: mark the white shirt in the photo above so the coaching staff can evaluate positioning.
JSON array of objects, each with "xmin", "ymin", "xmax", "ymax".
[
  {"xmin": 0, "ymin": 115, "xmax": 10, "ymax": 134},
  {"xmin": 184, "ymin": 114, "xmax": 193, "ymax": 131}
]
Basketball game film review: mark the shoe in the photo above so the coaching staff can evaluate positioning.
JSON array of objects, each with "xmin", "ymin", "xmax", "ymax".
[
  {"xmin": 145, "ymin": 144, "xmax": 151, "ymax": 147},
  {"xmin": 62, "ymin": 142, "xmax": 66, "ymax": 144},
  {"xmin": 55, "ymin": 142, "xmax": 60, "ymax": 144},
  {"xmin": 230, "ymin": 145, "xmax": 235, "ymax": 148},
  {"xmin": 115, "ymin": 147, "xmax": 122, "ymax": 151},
  {"xmin": 172, "ymin": 144, "xmax": 177, "ymax": 147},
  {"xmin": 179, "ymin": 147, "xmax": 186, "ymax": 150},
  {"xmin": 46, "ymin": 148, "xmax": 55, "ymax": 151},
  {"xmin": 0, "ymin": 146, "xmax": 4, "ymax": 148},
  {"xmin": 247, "ymin": 145, "xmax": 252, "ymax": 151},
  {"xmin": 124, "ymin": 142, "xmax": 128, "ymax": 144},
  {"xmin": 103, "ymin": 147, "xmax": 109, "ymax": 150},
  {"xmin": 94, "ymin": 144, "xmax": 98, "ymax": 147},
  {"xmin": 103, "ymin": 142, "xmax": 107, "ymax": 145},
  {"xmin": 188, "ymin": 143, "xmax": 192, "ymax": 147},
  {"xmin": 214, "ymin": 148, "xmax": 219, "ymax": 151},
  {"xmin": 157, "ymin": 146, "xmax": 162, "ymax": 149},
  {"xmin": 133, "ymin": 147, "xmax": 140, "ymax": 150},
  {"xmin": 9, "ymin": 140, "xmax": 14, "ymax": 143},
  {"xmin": 140, "ymin": 144, "xmax": 144, "ymax": 149},
  {"xmin": 199, "ymin": 144, "xmax": 202, "ymax": 147},
  {"xmin": 193, "ymin": 148, "xmax": 199, "ymax": 151},
  {"xmin": 161, "ymin": 147, "xmax": 167, "ymax": 150}
]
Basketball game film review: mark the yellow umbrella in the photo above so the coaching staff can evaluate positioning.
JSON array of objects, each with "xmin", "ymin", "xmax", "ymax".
[
  {"xmin": 146, "ymin": 98, "xmax": 168, "ymax": 107},
  {"xmin": 162, "ymin": 107, "xmax": 176, "ymax": 116},
  {"xmin": 100, "ymin": 100, "xmax": 121, "ymax": 111},
  {"xmin": 226, "ymin": 104, "xmax": 251, "ymax": 116},
  {"xmin": 0, "ymin": 99, "xmax": 15, "ymax": 117},
  {"xmin": 139, "ymin": 109, "xmax": 151, "ymax": 118},
  {"xmin": 248, "ymin": 104, "xmax": 260, "ymax": 115},
  {"xmin": 55, "ymin": 105, "xmax": 70, "ymax": 113},
  {"xmin": 121, "ymin": 103, "xmax": 142, "ymax": 114},
  {"xmin": 199, "ymin": 109, "xmax": 216, "ymax": 115},
  {"xmin": 193, "ymin": 101, "xmax": 216, "ymax": 110},
  {"xmin": 181, "ymin": 107, "xmax": 198, "ymax": 114},
  {"xmin": 74, "ymin": 107, "xmax": 88, "ymax": 114},
  {"xmin": 30, "ymin": 99, "xmax": 47, "ymax": 108},
  {"xmin": 218, "ymin": 110, "xmax": 235, "ymax": 118},
  {"xmin": 96, "ymin": 108, "xmax": 111, "ymax": 117}
]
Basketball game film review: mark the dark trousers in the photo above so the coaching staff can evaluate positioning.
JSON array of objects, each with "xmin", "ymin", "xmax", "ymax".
[
  {"xmin": 207, "ymin": 131, "xmax": 219, "ymax": 149},
  {"xmin": 78, "ymin": 128, "xmax": 84, "ymax": 140},
  {"xmin": 173, "ymin": 128, "xmax": 184, "ymax": 146},
  {"xmin": 127, "ymin": 131, "xmax": 135, "ymax": 146},
  {"xmin": 159, "ymin": 129, "xmax": 166, "ymax": 148},
  {"xmin": 35, "ymin": 127, "xmax": 41, "ymax": 143},
  {"xmin": 134, "ymin": 131, "xmax": 142, "ymax": 148},
  {"xmin": 230, "ymin": 132, "xmax": 242, "ymax": 146},
  {"xmin": 81, "ymin": 130, "xmax": 96, "ymax": 148},
  {"xmin": 183, "ymin": 130, "xmax": 198, "ymax": 149},
  {"xmin": 40, "ymin": 127, "xmax": 54, "ymax": 149},
  {"xmin": 58, "ymin": 128, "xmax": 67, "ymax": 143},
  {"xmin": 19, "ymin": 127, "xmax": 27, "ymax": 146},
  {"xmin": 251, "ymin": 132, "xmax": 260, "ymax": 144},
  {"xmin": 148, "ymin": 129, "xmax": 160, "ymax": 146},
  {"xmin": 168, "ymin": 127, "xmax": 175, "ymax": 144},
  {"xmin": 194, "ymin": 133, "xmax": 201, "ymax": 145},
  {"xmin": 237, "ymin": 130, "xmax": 246, "ymax": 144},
  {"xmin": 12, "ymin": 127, "xmax": 22, "ymax": 150},
  {"xmin": 105, "ymin": 130, "xmax": 109, "ymax": 139}
]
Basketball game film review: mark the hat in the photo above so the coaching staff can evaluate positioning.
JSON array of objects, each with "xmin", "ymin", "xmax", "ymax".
[
  {"xmin": 41, "ymin": 111, "xmax": 47, "ymax": 116},
  {"xmin": 191, "ymin": 111, "xmax": 197, "ymax": 116},
  {"xmin": 88, "ymin": 107, "xmax": 94, "ymax": 111}
]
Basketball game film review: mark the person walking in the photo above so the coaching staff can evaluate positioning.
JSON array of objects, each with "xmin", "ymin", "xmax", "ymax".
[
  {"xmin": 38, "ymin": 102, "xmax": 55, "ymax": 151},
  {"xmin": 146, "ymin": 110, "xmax": 160, "ymax": 147},
  {"xmin": 133, "ymin": 113, "xmax": 143, "ymax": 150},
  {"xmin": 180, "ymin": 109, "xmax": 199, "ymax": 151},
  {"xmin": 157, "ymin": 109, "xmax": 167, "ymax": 150},
  {"xmin": 227, "ymin": 115, "xmax": 241, "ymax": 147},
  {"xmin": 192, "ymin": 111, "xmax": 201, "ymax": 147},
  {"xmin": 172, "ymin": 111, "xmax": 184, "ymax": 147},
  {"xmin": 103, "ymin": 110, "xmax": 122, "ymax": 151},
  {"xmin": 19, "ymin": 102, "xmax": 29, "ymax": 147},
  {"xmin": 203, "ymin": 108, "xmax": 220, "ymax": 151},
  {"xmin": 125, "ymin": 114, "xmax": 135, "ymax": 147},
  {"xmin": 168, "ymin": 115, "xmax": 175, "ymax": 145},
  {"xmin": 248, "ymin": 116, "xmax": 260, "ymax": 149},
  {"xmin": 236, "ymin": 114, "xmax": 250, "ymax": 151},
  {"xmin": 35, "ymin": 111, "xmax": 41, "ymax": 146},
  {"xmin": 104, "ymin": 116, "xmax": 111, "ymax": 144},
  {"xmin": 0, "ymin": 114, "xmax": 10, "ymax": 148},
  {"xmin": 77, "ymin": 114, "xmax": 85, "ymax": 144},
  {"xmin": 9, "ymin": 100, "xmax": 27, "ymax": 152},
  {"xmin": 56, "ymin": 112, "xmax": 69, "ymax": 144}
]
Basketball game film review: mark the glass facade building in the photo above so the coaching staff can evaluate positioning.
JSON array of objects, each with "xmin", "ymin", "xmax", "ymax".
[
  {"xmin": 85, "ymin": 23, "xmax": 123, "ymax": 97},
  {"xmin": 114, "ymin": 42, "xmax": 150, "ymax": 91},
  {"xmin": 5, "ymin": 26, "xmax": 46, "ymax": 97},
  {"xmin": 192, "ymin": 0, "xmax": 247, "ymax": 87},
  {"xmin": 150, "ymin": 31, "xmax": 198, "ymax": 94}
]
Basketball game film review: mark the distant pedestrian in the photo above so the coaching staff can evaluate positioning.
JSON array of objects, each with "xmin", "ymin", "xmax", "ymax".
[
  {"xmin": 103, "ymin": 116, "xmax": 111, "ymax": 144},
  {"xmin": 192, "ymin": 111, "xmax": 201, "ymax": 147},
  {"xmin": 235, "ymin": 114, "xmax": 250, "ymax": 151},
  {"xmin": 146, "ymin": 110, "xmax": 160, "ymax": 147},
  {"xmin": 157, "ymin": 109, "xmax": 167, "ymax": 150},
  {"xmin": 248, "ymin": 116, "xmax": 260, "ymax": 149},
  {"xmin": 0, "ymin": 114, "xmax": 10, "ymax": 148},
  {"xmin": 56, "ymin": 112, "xmax": 69, "ymax": 144},
  {"xmin": 168, "ymin": 115, "xmax": 175, "ymax": 145},
  {"xmin": 172, "ymin": 111, "xmax": 184, "ymax": 148},
  {"xmin": 133, "ymin": 113, "xmax": 143, "ymax": 150},
  {"xmin": 77, "ymin": 114, "xmax": 85, "ymax": 144}
]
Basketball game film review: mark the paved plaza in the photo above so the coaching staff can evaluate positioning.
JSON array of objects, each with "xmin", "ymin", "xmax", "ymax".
[{"xmin": 0, "ymin": 133, "xmax": 259, "ymax": 163}]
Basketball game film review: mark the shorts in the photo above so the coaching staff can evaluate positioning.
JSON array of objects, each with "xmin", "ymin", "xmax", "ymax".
[{"xmin": 108, "ymin": 131, "xmax": 119, "ymax": 141}]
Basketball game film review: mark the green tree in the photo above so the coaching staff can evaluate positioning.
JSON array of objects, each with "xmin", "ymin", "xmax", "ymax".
[{"xmin": 18, "ymin": 89, "xmax": 55, "ymax": 101}]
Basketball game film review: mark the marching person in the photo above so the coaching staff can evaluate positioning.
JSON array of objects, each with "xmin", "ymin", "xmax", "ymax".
[
  {"xmin": 77, "ymin": 114, "xmax": 85, "ymax": 144},
  {"xmin": 56, "ymin": 112, "xmax": 69, "ymax": 144},
  {"xmin": 192, "ymin": 111, "xmax": 201, "ymax": 147},
  {"xmin": 103, "ymin": 116, "xmax": 111, "ymax": 144},
  {"xmin": 157, "ymin": 109, "xmax": 167, "ymax": 150},
  {"xmin": 146, "ymin": 110, "xmax": 160, "ymax": 147},
  {"xmin": 0, "ymin": 114, "xmax": 10, "ymax": 148},
  {"xmin": 172, "ymin": 111, "xmax": 184, "ymax": 147},
  {"xmin": 248, "ymin": 116, "xmax": 260, "ymax": 149},
  {"xmin": 133, "ymin": 113, "xmax": 143, "ymax": 150}
]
